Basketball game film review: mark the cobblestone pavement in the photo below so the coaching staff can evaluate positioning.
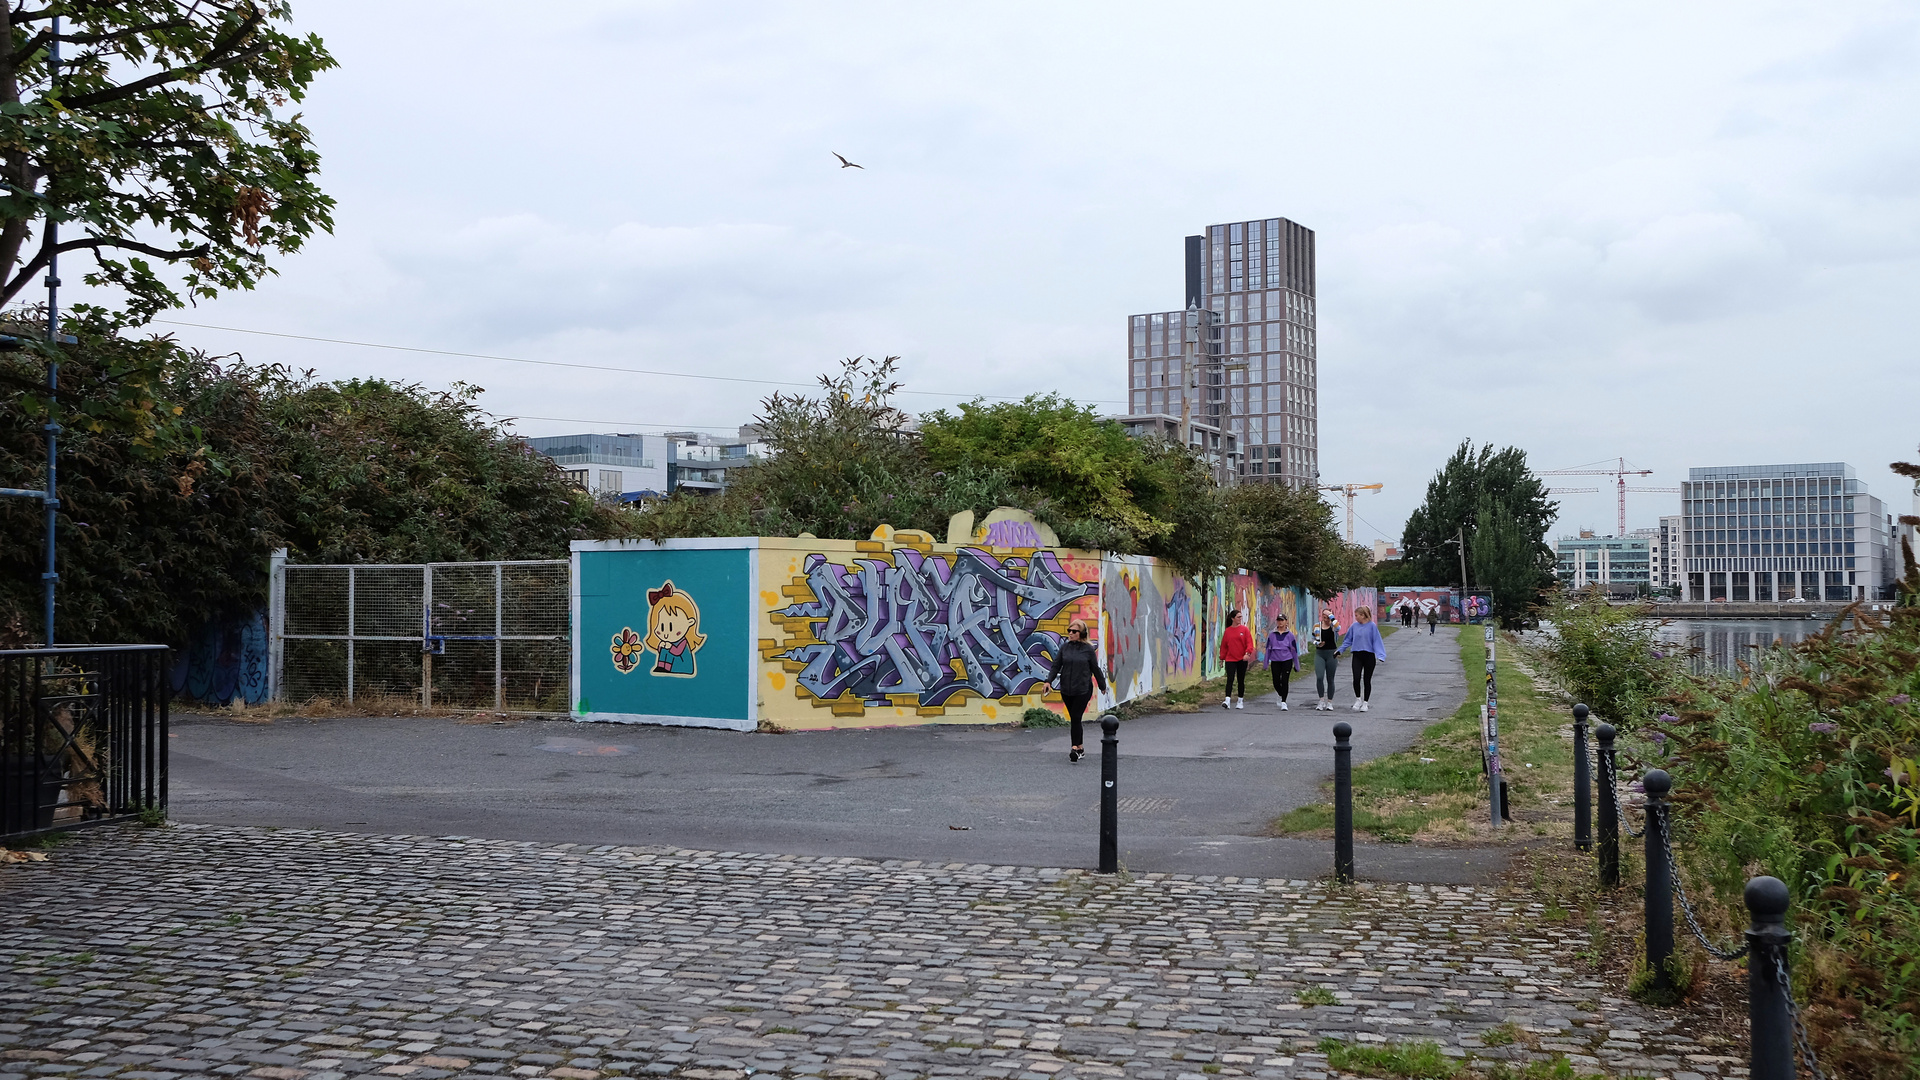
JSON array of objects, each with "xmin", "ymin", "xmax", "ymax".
[{"xmin": 3, "ymin": 825, "xmax": 1737, "ymax": 1080}]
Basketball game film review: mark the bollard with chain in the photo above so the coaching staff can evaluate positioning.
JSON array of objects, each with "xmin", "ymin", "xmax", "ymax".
[
  {"xmin": 1333, "ymin": 721, "xmax": 1354, "ymax": 884},
  {"xmin": 1596, "ymin": 723, "xmax": 1620, "ymax": 888},
  {"xmin": 1098, "ymin": 714, "xmax": 1119, "ymax": 874},
  {"xmin": 1746, "ymin": 876, "xmax": 1793, "ymax": 1080},
  {"xmin": 1643, "ymin": 769, "xmax": 1675, "ymax": 994},
  {"xmin": 1573, "ymin": 703, "xmax": 1592, "ymax": 851}
]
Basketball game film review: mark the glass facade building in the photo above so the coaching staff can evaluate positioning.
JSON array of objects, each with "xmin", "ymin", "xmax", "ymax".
[
  {"xmin": 1555, "ymin": 533, "xmax": 1652, "ymax": 593},
  {"xmin": 1126, "ymin": 217, "xmax": 1318, "ymax": 485},
  {"xmin": 1680, "ymin": 463, "xmax": 1893, "ymax": 602}
]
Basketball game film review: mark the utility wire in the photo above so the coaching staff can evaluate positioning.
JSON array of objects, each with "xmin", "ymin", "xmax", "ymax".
[{"xmin": 154, "ymin": 318, "xmax": 1128, "ymax": 405}]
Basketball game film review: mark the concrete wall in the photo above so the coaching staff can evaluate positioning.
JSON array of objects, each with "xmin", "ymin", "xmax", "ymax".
[{"xmin": 570, "ymin": 530, "xmax": 1378, "ymax": 731}]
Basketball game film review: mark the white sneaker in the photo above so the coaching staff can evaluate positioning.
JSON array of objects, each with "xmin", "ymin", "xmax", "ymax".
[
  {"xmin": 1222, "ymin": 696, "xmax": 1232, "ymax": 709},
  {"xmin": 1360, "ymin": 700, "xmax": 1371, "ymax": 712},
  {"xmin": 1235, "ymin": 698, "xmax": 1245, "ymax": 709},
  {"xmin": 1279, "ymin": 701, "xmax": 1289, "ymax": 711},
  {"xmin": 1350, "ymin": 700, "xmax": 1361, "ymax": 711}
]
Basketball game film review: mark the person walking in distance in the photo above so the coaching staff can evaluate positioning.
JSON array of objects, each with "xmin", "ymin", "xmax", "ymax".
[
  {"xmin": 1264, "ymin": 614, "xmax": 1301, "ymax": 710},
  {"xmin": 1342, "ymin": 605, "xmax": 1387, "ymax": 712},
  {"xmin": 1046, "ymin": 618, "xmax": 1107, "ymax": 763},
  {"xmin": 1313, "ymin": 609, "xmax": 1342, "ymax": 711},
  {"xmin": 1219, "ymin": 608, "xmax": 1253, "ymax": 709},
  {"xmin": 1427, "ymin": 605, "xmax": 1438, "ymax": 634}
]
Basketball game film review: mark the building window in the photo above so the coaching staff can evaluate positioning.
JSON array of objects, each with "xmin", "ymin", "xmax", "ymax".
[
  {"xmin": 600, "ymin": 470, "xmax": 622, "ymax": 492},
  {"xmin": 564, "ymin": 469, "xmax": 589, "ymax": 489}
]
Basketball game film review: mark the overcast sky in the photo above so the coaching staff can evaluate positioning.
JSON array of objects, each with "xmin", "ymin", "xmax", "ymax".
[{"xmin": 128, "ymin": 1, "xmax": 1920, "ymax": 545}]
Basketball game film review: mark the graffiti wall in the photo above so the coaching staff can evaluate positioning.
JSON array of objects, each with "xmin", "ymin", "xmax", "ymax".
[
  {"xmin": 1381, "ymin": 587, "xmax": 1461, "ymax": 625},
  {"xmin": 572, "ymin": 532, "xmax": 1382, "ymax": 731}
]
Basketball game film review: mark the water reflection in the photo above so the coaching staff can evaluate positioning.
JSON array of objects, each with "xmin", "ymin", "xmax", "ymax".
[{"xmin": 1652, "ymin": 617, "xmax": 1832, "ymax": 673}]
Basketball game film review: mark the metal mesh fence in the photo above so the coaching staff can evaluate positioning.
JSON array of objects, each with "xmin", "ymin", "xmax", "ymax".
[{"xmin": 273, "ymin": 559, "xmax": 568, "ymax": 711}]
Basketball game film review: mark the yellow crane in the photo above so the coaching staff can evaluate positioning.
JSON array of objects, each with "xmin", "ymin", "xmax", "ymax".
[{"xmin": 1319, "ymin": 483, "xmax": 1383, "ymax": 543}]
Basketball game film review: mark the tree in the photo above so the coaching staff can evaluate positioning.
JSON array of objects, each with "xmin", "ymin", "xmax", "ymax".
[
  {"xmin": 0, "ymin": 2, "xmax": 336, "ymax": 323},
  {"xmin": 1224, "ymin": 481, "xmax": 1366, "ymax": 595},
  {"xmin": 1468, "ymin": 493, "xmax": 1557, "ymax": 626},
  {"xmin": 0, "ymin": 343, "xmax": 631, "ymax": 646},
  {"xmin": 1401, "ymin": 440, "xmax": 1557, "ymax": 588}
]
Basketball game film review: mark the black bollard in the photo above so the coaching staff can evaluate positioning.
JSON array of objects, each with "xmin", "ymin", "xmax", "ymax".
[
  {"xmin": 1596, "ymin": 724, "xmax": 1619, "ymax": 888},
  {"xmin": 1745, "ymin": 876, "xmax": 1793, "ymax": 1080},
  {"xmin": 1098, "ymin": 714, "xmax": 1119, "ymax": 874},
  {"xmin": 1333, "ymin": 721, "xmax": 1354, "ymax": 884},
  {"xmin": 1644, "ymin": 769, "xmax": 1674, "ymax": 994},
  {"xmin": 1573, "ymin": 703, "xmax": 1592, "ymax": 851}
]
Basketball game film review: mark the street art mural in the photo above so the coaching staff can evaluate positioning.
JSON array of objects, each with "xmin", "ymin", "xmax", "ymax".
[
  {"xmin": 768, "ymin": 545, "xmax": 1098, "ymax": 715},
  {"xmin": 1381, "ymin": 587, "xmax": 1460, "ymax": 625},
  {"xmin": 571, "ymin": 533, "xmax": 1379, "ymax": 731}
]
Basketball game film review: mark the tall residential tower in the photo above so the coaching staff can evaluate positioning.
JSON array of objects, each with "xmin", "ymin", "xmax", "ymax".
[{"xmin": 1125, "ymin": 216, "xmax": 1319, "ymax": 484}]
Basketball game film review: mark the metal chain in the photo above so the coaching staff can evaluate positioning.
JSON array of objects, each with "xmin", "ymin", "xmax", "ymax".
[
  {"xmin": 1594, "ymin": 745, "xmax": 1646, "ymax": 838},
  {"xmin": 1657, "ymin": 812, "xmax": 1750, "ymax": 960},
  {"xmin": 1774, "ymin": 950, "xmax": 1828, "ymax": 1080}
]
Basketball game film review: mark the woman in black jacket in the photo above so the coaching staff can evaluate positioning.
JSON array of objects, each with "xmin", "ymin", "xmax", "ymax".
[{"xmin": 1046, "ymin": 618, "xmax": 1109, "ymax": 762}]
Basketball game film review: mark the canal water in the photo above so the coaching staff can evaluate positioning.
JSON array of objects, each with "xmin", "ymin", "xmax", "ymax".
[{"xmin": 1652, "ymin": 616, "xmax": 1834, "ymax": 672}]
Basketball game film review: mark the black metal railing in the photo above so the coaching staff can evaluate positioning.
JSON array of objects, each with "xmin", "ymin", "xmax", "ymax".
[{"xmin": 1, "ymin": 645, "xmax": 169, "ymax": 838}]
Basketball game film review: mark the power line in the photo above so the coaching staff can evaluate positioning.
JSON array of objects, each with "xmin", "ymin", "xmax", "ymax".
[
  {"xmin": 498, "ymin": 414, "xmax": 743, "ymax": 433},
  {"xmin": 153, "ymin": 318, "xmax": 1128, "ymax": 405}
]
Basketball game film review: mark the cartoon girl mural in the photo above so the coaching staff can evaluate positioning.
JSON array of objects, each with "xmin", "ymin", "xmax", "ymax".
[{"xmin": 643, "ymin": 580, "xmax": 707, "ymax": 677}]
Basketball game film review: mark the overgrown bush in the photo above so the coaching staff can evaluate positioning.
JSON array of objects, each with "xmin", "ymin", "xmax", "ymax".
[{"xmin": 1541, "ymin": 591, "xmax": 1689, "ymax": 730}]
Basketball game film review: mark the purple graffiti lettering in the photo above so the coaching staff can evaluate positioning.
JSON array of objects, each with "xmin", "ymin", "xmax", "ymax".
[
  {"xmin": 776, "ymin": 547, "xmax": 1097, "ymax": 708},
  {"xmin": 982, "ymin": 519, "xmax": 1044, "ymax": 548},
  {"xmin": 1164, "ymin": 584, "xmax": 1196, "ymax": 671}
]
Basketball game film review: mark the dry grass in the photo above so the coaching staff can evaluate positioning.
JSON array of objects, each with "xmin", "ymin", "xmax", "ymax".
[{"xmin": 177, "ymin": 693, "xmax": 553, "ymax": 724}]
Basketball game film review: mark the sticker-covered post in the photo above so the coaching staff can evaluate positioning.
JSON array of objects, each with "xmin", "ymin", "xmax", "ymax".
[
  {"xmin": 1484, "ymin": 625, "xmax": 1504, "ymax": 826},
  {"xmin": 1098, "ymin": 714, "xmax": 1119, "ymax": 874}
]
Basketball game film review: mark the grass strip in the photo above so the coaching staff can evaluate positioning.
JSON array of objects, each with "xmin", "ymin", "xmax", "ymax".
[
  {"xmin": 1317, "ymin": 1038, "xmax": 1457, "ymax": 1079},
  {"xmin": 1271, "ymin": 628, "xmax": 1581, "ymax": 844}
]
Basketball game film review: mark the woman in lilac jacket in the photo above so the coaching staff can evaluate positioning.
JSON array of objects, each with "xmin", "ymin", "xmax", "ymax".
[
  {"xmin": 1340, "ymin": 606, "xmax": 1388, "ymax": 712},
  {"xmin": 1263, "ymin": 614, "xmax": 1301, "ymax": 711}
]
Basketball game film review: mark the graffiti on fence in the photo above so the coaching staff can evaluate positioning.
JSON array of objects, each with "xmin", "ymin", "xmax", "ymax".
[
  {"xmin": 1100, "ymin": 557, "xmax": 1163, "ymax": 702},
  {"xmin": 171, "ymin": 611, "xmax": 270, "ymax": 705},
  {"xmin": 770, "ymin": 546, "xmax": 1098, "ymax": 712}
]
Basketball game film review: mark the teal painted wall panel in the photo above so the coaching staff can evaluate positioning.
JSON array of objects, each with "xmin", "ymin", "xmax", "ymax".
[{"xmin": 577, "ymin": 547, "xmax": 749, "ymax": 722}]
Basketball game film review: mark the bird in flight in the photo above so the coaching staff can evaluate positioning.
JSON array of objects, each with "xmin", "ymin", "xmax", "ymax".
[{"xmin": 833, "ymin": 152, "xmax": 864, "ymax": 170}]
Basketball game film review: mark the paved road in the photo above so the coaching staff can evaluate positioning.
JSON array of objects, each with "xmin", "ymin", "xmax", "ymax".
[
  {"xmin": 171, "ymin": 627, "xmax": 1502, "ymax": 883},
  {"xmin": 0, "ymin": 825, "xmax": 1726, "ymax": 1080}
]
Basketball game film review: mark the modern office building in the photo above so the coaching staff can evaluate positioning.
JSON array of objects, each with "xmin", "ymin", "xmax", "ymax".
[
  {"xmin": 524, "ymin": 433, "xmax": 668, "ymax": 500},
  {"xmin": 1654, "ymin": 515, "xmax": 1682, "ymax": 592},
  {"xmin": 662, "ymin": 428, "xmax": 770, "ymax": 494},
  {"xmin": 1555, "ymin": 532, "xmax": 1652, "ymax": 595},
  {"xmin": 1126, "ymin": 217, "xmax": 1319, "ymax": 485},
  {"xmin": 1680, "ymin": 462, "xmax": 1893, "ymax": 602}
]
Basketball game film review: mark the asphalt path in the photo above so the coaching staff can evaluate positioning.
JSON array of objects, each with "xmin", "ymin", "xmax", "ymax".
[{"xmin": 170, "ymin": 624, "xmax": 1508, "ymax": 882}]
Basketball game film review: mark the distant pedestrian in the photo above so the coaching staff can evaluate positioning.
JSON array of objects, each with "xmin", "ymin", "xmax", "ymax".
[
  {"xmin": 1219, "ymin": 608, "xmax": 1253, "ymax": 710},
  {"xmin": 1427, "ymin": 606, "xmax": 1438, "ymax": 634},
  {"xmin": 1264, "ymin": 614, "xmax": 1301, "ymax": 711},
  {"xmin": 1342, "ymin": 606, "xmax": 1387, "ymax": 712},
  {"xmin": 1313, "ymin": 610, "xmax": 1342, "ymax": 711},
  {"xmin": 1401, "ymin": 602, "xmax": 1413, "ymax": 629},
  {"xmin": 1046, "ymin": 618, "xmax": 1107, "ymax": 763}
]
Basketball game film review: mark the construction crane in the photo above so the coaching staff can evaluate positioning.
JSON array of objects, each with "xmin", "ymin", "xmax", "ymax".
[
  {"xmin": 1540, "ymin": 457, "xmax": 1660, "ymax": 537},
  {"xmin": 1319, "ymin": 483, "xmax": 1383, "ymax": 543}
]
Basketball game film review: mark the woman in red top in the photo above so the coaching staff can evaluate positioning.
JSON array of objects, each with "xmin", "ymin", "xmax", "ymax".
[{"xmin": 1219, "ymin": 608, "xmax": 1254, "ymax": 710}]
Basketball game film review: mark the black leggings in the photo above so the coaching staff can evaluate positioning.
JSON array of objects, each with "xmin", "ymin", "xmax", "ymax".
[
  {"xmin": 1224, "ymin": 660, "xmax": 1248, "ymax": 698},
  {"xmin": 1351, "ymin": 650, "xmax": 1377, "ymax": 701},
  {"xmin": 1269, "ymin": 661, "xmax": 1291, "ymax": 701},
  {"xmin": 1064, "ymin": 692, "xmax": 1091, "ymax": 746}
]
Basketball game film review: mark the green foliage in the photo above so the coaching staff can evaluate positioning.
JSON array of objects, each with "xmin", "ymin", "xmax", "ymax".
[
  {"xmin": 1539, "ymin": 606, "xmax": 1920, "ymax": 1077},
  {"xmin": 1294, "ymin": 985, "xmax": 1337, "ymax": 1005},
  {"xmin": 0, "ymin": 2, "xmax": 337, "ymax": 322},
  {"xmin": 1370, "ymin": 557, "xmax": 1427, "ymax": 588},
  {"xmin": 1, "ymin": 333, "xmax": 630, "ymax": 645},
  {"xmin": 1021, "ymin": 706, "xmax": 1065, "ymax": 728},
  {"xmin": 1400, "ymin": 441, "xmax": 1557, "ymax": 624},
  {"xmin": 1316, "ymin": 1038, "xmax": 1457, "ymax": 1079},
  {"xmin": 639, "ymin": 356, "xmax": 1349, "ymax": 584},
  {"xmin": 1541, "ymin": 592, "xmax": 1688, "ymax": 730}
]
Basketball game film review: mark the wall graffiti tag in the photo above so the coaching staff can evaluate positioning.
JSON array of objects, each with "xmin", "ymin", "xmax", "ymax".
[
  {"xmin": 771, "ymin": 546, "xmax": 1098, "ymax": 710},
  {"xmin": 1164, "ymin": 581, "xmax": 1196, "ymax": 674}
]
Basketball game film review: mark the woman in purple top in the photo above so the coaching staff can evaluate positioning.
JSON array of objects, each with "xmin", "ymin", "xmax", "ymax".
[
  {"xmin": 1264, "ymin": 614, "xmax": 1301, "ymax": 711},
  {"xmin": 1340, "ymin": 606, "xmax": 1388, "ymax": 712}
]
